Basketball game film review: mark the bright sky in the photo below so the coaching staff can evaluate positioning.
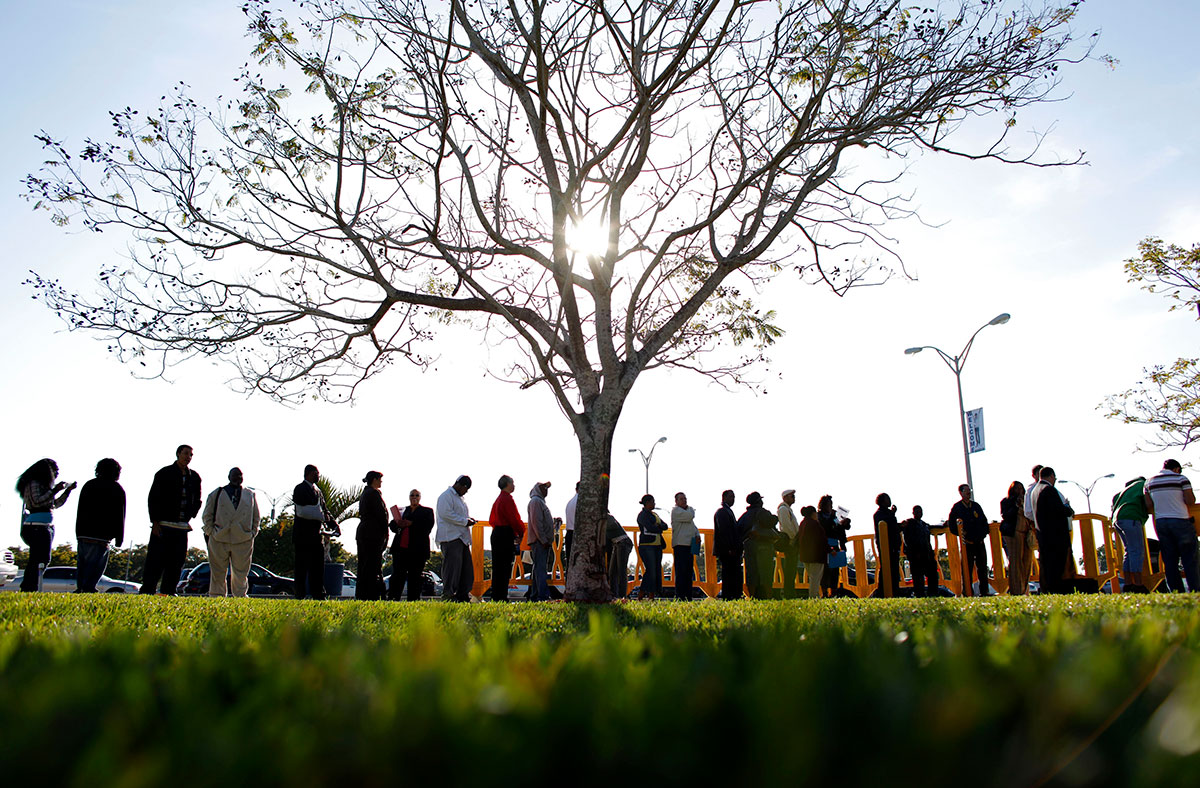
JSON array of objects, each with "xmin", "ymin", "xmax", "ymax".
[{"xmin": 1, "ymin": 0, "xmax": 1198, "ymax": 563}]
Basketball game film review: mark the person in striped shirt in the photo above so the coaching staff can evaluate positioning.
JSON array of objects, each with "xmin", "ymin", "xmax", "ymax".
[{"xmin": 1143, "ymin": 459, "xmax": 1199, "ymax": 592}]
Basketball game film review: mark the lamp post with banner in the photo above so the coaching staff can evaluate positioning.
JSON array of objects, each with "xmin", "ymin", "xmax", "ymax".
[{"xmin": 905, "ymin": 313, "xmax": 1011, "ymax": 493}]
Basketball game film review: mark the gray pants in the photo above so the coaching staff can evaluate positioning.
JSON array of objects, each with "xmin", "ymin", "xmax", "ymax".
[
  {"xmin": 804, "ymin": 562, "xmax": 824, "ymax": 599},
  {"xmin": 440, "ymin": 540, "xmax": 474, "ymax": 602}
]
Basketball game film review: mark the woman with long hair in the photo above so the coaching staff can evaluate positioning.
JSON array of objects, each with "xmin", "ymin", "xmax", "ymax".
[
  {"xmin": 1000, "ymin": 481, "xmax": 1035, "ymax": 595},
  {"xmin": 15, "ymin": 458, "xmax": 76, "ymax": 591}
]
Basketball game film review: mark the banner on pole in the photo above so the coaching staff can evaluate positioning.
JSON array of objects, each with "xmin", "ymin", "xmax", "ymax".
[{"xmin": 967, "ymin": 408, "xmax": 985, "ymax": 454}]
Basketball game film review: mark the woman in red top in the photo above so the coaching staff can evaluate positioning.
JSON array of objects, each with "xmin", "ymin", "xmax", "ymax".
[{"xmin": 488, "ymin": 475, "xmax": 525, "ymax": 602}]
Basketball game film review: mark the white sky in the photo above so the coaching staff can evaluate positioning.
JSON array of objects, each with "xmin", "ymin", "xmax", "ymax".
[{"xmin": 1, "ymin": 0, "xmax": 1198, "ymax": 559}]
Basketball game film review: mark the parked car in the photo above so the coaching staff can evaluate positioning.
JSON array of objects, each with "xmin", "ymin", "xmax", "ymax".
[
  {"xmin": 177, "ymin": 562, "xmax": 295, "ymax": 596},
  {"xmin": 0, "ymin": 549, "xmax": 18, "ymax": 588},
  {"xmin": 0, "ymin": 565, "xmax": 139, "ymax": 594},
  {"xmin": 384, "ymin": 570, "xmax": 443, "ymax": 599},
  {"xmin": 339, "ymin": 570, "xmax": 357, "ymax": 598}
]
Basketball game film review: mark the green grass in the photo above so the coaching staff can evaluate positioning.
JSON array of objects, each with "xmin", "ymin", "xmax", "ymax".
[{"xmin": 2, "ymin": 595, "xmax": 1199, "ymax": 786}]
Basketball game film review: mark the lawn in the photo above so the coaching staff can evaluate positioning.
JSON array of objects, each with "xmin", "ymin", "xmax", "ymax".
[{"xmin": 1, "ymin": 594, "xmax": 1198, "ymax": 786}]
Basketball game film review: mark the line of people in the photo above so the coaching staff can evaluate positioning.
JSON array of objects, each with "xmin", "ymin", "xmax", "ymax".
[{"xmin": 15, "ymin": 447, "xmax": 1200, "ymax": 599}]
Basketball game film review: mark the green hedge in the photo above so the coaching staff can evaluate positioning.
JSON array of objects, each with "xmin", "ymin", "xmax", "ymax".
[{"xmin": 2, "ymin": 595, "xmax": 1199, "ymax": 786}]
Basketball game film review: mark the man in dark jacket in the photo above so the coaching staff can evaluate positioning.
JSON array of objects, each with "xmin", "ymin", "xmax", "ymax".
[
  {"xmin": 1033, "ymin": 467, "xmax": 1074, "ymax": 594},
  {"xmin": 901, "ymin": 505, "xmax": 938, "ymax": 597},
  {"xmin": 141, "ymin": 445, "xmax": 202, "ymax": 595},
  {"xmin": 293, "ymin": 464, "xmax": 334, "ymax": 600},
  {"xmin": 75, "ymin": 457, "xmax": 126, "ymax": 593},
  {"xmin": 713, "ymin": 490, "xmax": 743, "ymax": 599},
  {"xmin": 948, "ymin": 484, "xmax": 990, "ymax": 597}
]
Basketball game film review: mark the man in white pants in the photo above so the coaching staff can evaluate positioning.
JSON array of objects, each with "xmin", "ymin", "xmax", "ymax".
[{"xmin": 201, "ymin": 467, "xmax": 260, "ymax": 597}]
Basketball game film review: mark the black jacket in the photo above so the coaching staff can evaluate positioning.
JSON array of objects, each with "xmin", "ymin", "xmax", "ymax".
[
  {"xmin": 873, "ymin": 508, "xmax": 901, "ymax": 556},
  {"xmin": 948, "ymin": 500, "xmax": 989, "ymax": 543},
  {"xmin": 396, "ymin": 505, "xmax": 435, "ymax": 555},
  {"xmin": 147, "ymin": 464, "xmax": 202, "ymax": 525},
  {"xmin": 76, "ymin": 478, "xmax": 126, "ymax": 544},
  {"xmin": 357, "ymin": 487, "xmax": 390, "ymax": 551},
  {"xmin": 713, "ymin": 504, "xmax": 741, "ymax": 558},
  {"xmin": 1035, "ymin": 484, "xmax": 1073, "ymax": 550}
]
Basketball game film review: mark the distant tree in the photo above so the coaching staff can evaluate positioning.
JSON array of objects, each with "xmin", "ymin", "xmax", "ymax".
[
  {"xmin": 26, "ymin": 0, "xmax": 1093, "ymax": 600},
  {"xmin": 105, "ymin": 543, "xmax": 149, "ymax": 583},
  {"xmin": 1103, "ymin": 238, "xmax": 1200, "ymax": 450},
  {"xmin": 183, "ymin": 546, "xmax": 209, "ymax": 570}
]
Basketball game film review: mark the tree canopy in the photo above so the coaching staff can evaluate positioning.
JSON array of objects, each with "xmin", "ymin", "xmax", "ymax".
[{"xmin": 1103, "ymin": 237, "xmax": 1200, "ymax": 451}]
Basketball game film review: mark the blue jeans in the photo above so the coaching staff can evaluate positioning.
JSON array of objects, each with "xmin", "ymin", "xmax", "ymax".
[
  {"xmin": 1113, "ymin": 519, "xmax": 1145, "ymax": 576},
  {"xmin": 1154, "ymin": 517, "xmax": 1200, "ymax": 592},
  {"xmin": 76, "ymin": 540, "xmax": 111, "ymax": 592},
  {"xmin": 530, "ymin": 542, "xmax": 551, "ymax": 601}
]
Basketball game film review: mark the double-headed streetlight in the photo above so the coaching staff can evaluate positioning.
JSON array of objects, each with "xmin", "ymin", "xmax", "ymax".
[
  {"xmin": 629, "ymin": 437, "xmax": 668, "ymax": 496},
  {"xmin": 1059, "ymin": 473, "xmax": 1115, "ymax": 514},
  {"xmin": 905, "ymin": 313, "xmax": 1011, "ymax": 493}
]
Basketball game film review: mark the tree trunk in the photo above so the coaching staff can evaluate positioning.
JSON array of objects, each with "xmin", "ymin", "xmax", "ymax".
[{"xmin": 563, "ymin": 420, "xmax": 617, "ymax": 603}]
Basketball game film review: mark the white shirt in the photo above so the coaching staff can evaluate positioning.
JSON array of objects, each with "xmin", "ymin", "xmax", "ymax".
[
  {"xmin": 435, "ymin": 486, "xmax": 472, "ymax": 546},
  {"xmin": 777, "ymin": 503, "xmax": 799, "ymax": 538},
  {"xmin": 565, "ymin": 494, "xmax": 578, "ymax": 532},
  {"xmin": 1024, "ymin": 481, "xmax": 1038, "ymax": 521},
  {"xmin": 670, "ymin": 505, "xmax": 697, "ymax": 546}
]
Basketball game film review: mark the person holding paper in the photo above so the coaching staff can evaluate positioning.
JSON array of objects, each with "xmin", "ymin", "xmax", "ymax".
[{"xmin": 390, "ymin": 489, "xmax": 435, "ymax": 601}]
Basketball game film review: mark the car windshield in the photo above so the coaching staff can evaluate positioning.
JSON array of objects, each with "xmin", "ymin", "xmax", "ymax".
[{"xmin": 44, "ymin": 567, "xmax": 75, "ymax": 579}]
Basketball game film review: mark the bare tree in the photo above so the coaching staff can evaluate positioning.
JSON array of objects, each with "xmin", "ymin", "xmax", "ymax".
[
  {"xmin": 1103, "ymin": 237, "xmax": 1200, "ymax": 451},
  {"xmin": 25, "ymin": 0, "xmax": 1090, "ymax": 600}
]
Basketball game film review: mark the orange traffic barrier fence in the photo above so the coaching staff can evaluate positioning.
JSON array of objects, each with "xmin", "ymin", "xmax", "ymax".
[{"xmin": 464, "ymin": 510, "xmax": 1185, "ymax": 599}]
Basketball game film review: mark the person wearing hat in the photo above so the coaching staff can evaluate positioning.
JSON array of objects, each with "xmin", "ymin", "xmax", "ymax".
[
  {"xmin": 436, "ymin": 475, "xmax": 476, "ymax": 602},
  {"xmin": 637, "ymin": 494, "xmax": 667, "ymax": 599},
  {"xmin": 527, "ymin": 481, "xmax": 555, "ymax": 601},
  {"xmin": 777, "ymin": 490, "xmax": 801, "ymax": 598}
]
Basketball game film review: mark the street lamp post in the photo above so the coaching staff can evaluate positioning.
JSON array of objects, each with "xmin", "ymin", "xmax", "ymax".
[
  {"xmin": 629, "ymin": 437, "xmax": 668, "ymax": 496},
  {"xmin": 1059, "ymin": 473, "xmax": 1115, "ymax": 514},
  {"xmin": 255, "ymin": 489, "xmax": 291, "ymax": 522},
  {"xmin": 905, "ymin": 313, "xmax": 1011, "ymax": 493}
]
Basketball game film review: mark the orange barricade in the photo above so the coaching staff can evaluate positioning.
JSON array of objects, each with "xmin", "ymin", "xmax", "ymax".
[{"xmin": 464, "ymin": 514, "xmax": 1177, "ymax": 599}]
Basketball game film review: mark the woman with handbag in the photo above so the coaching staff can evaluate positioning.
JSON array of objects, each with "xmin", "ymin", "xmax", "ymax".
[
  {"xmin": 637, "ymin": 494, "xmax": 667, "ymax": 599},
  {"xmin": 818, "ymin": 495, "xmax": 847, "ymax": 597},
  {"xmin": 16, "ymin": 458, "xmax": 76, "ymax": 592}
]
